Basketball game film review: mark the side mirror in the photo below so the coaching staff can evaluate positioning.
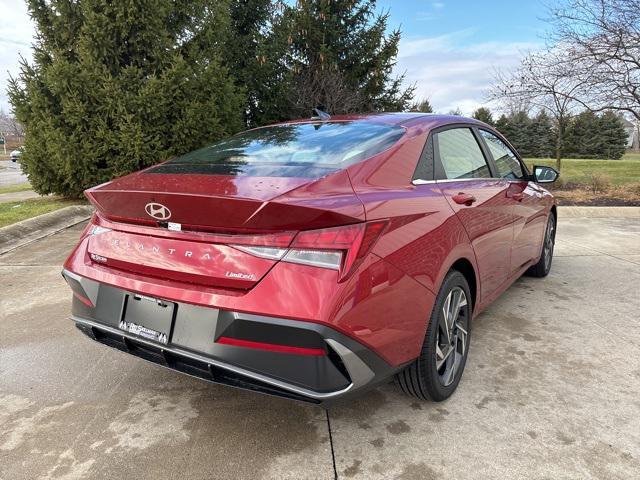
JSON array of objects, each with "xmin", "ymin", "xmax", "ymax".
[{"xmin": 533, "ymin": 165, "xmax": 559, "ymax": 184}]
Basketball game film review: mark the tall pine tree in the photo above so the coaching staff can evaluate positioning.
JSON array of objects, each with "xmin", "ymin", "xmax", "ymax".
[
  {"xmin": 564, "ymin": 111, "xmax": 599, "ymax": 158},
  {"xmin": 276, "ymin": 0, "xmax": 414, "ymax": 117},
  {"xmin": 494, "ymin": 109, "xmax": 626, "ymax": 159},
  {"xmin": 9, "ymin": 0, "xmax": 244, "ymax": 198},
  {"xmin": 496, "ymin": 111, "xmax": 533, "ymax": 155},
  {"xmin": 529, "ymin": 111, "xmax": 555, "ymax": 158},
  {"xmin": 225, "ymin": 0, "xmax": 292, "ymax": 127},
  {"xmin": 596, "ymin": 112, "xmax": 628, "ymax": 159},
  {"xmin": 472, "ymin": 107, "xmax": 494, "ymax": 126},
  {"xmin": 494, "ymin": 111, "xmax": 555, "ymax": 157}
]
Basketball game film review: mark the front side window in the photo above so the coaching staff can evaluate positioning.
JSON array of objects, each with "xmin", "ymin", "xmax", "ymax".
[
  {"xmin": 436, "ymin": 128, "xmax": 491, "ymax": 179},
  {"xmin": 479, "ymin": 130, "xmax": 524, "ymax": 180}
]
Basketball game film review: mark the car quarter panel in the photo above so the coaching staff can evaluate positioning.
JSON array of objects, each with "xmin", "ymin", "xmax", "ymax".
[{"xmin": 347, "ymin": 124, "xmax": 481, "ymax": 307}]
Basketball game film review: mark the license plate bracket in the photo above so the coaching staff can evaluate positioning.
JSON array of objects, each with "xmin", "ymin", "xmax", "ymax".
[{"xmin": 119, "ymin": 294, "xmax": 175, "ymax": 345}]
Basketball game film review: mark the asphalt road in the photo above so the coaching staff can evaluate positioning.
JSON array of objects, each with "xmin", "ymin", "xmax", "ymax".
[
  {"xmin": 0, "ymin": 160, "xmax": 28, "ymax": 187},
  {"xmin": 1, "ymin": 215, "xmax": 639, "ymax": 479}
]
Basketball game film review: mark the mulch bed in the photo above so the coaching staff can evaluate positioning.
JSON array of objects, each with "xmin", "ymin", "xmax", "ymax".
[{"xmin": 549, "ymin": 183, "xmax": 640, "ymax": 206}]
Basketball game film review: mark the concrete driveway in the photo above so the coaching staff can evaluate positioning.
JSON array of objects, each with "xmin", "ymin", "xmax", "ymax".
[{"xmin": 1, "ymin": 215, "xmax": 639, "ymax": 479}]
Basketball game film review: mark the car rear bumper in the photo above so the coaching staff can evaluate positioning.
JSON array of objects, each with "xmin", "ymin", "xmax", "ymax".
[{"xmin": 63, "ymin": 269, "xmax": 403, "ymax": 404}]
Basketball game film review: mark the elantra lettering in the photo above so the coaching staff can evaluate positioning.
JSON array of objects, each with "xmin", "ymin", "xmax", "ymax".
[{"xmin": 110, "ymin": 239, "xmax": 216, "ymax": 260}]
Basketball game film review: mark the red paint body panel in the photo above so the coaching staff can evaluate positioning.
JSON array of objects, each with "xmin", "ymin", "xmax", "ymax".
[
  {"xmin": 508, "ymin": 181, "xmax": 552, "ymax": 272},
  {"xmin": 87, "ymin": 169, "xmax": 364, "ymax": 231},
  {"xmin": 439, "ymin": 179, "xmax": 515, "ymax": 302},
  {"xmin": 64, "ymin": 113, "xmax": 555, "ymax": 369},
  {"xmin": 87, "ymin": 230, "xmax": 277, "ymax": 289}
]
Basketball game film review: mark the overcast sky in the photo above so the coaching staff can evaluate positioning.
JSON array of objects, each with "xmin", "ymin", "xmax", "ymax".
[
  {"xmin": 0, "ymin": 0, "xmax": 548, "ymax": 116},
  {"xmin": 0, "ymin": 0, "xmax": 32, "ymax": 114}
]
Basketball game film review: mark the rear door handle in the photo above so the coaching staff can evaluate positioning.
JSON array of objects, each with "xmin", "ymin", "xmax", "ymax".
[{"xmin": 452, "ymin": 193, "xmax": 476, "ymax": 206}]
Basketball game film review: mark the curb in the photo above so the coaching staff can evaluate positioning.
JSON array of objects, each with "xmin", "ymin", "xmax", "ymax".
[
  {"xmin": 558, "ymin": 206, "xmax": 640, "ymax": 218},
  {"xmin": 0, "ymin": 205, "xmax": 94, "ymax": 255}
]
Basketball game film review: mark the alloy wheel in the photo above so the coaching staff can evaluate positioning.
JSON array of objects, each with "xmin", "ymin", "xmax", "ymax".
[
  {"xmin": 544, "ymin": 218, "xmax": 555, "ymax": 271},
  {"xmin": 435, "ymin": 287, "xmax": 469, "ymax": 387}
]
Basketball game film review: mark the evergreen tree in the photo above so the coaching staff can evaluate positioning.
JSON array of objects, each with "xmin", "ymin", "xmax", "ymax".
[
  {"xmin": 495, "ymin": 114, "xmax": 510, "ymax": 135},
  {"xmin": 472, "ymin": 107, "xmax": 494, "ymax": 126},
  {"xmin": 277, "ymin": 0, "xmax": 414, "ymax": 117},
  {"xmin": 564, "ymin": 110, "xmax": 599, "ymax": 158},
  {"xmin": 493, "ymin": 111, "xmax": 555, "ymax": 157},
  {"xmin": 409, "ymin": 98, "xmax": 433, "ymax": 113},
  {"xmin": 563, "ymin": 110, "xmax": 627, "ymax": 159},
  {"xmin": 596, "ymin": 112, "xmax": 628, "ymax": 159},
  {"xmin": 529, "ymin": 111, "xmax": 555, "ymax": 158},
  {"xmin": 496, "ymin": 111, "xmax": 533, "ymax": 156},
  {"xmin": 9, "ymin": 0, "xmax": 244, "ymax": 198},
  {"xmin": 225, "ymin": 0, "xmax": 291, "ymax": 127}
]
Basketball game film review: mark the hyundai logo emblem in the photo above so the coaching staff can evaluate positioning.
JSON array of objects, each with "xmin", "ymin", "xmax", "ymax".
[{"xmin": 145, "ymin": 202, "xmax": 171, "ymax": 220}]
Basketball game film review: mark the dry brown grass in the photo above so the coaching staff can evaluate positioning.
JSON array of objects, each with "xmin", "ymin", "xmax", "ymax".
[{"xmin": 551, "ymin": 182, "xmax": 640, "ymax": 206}]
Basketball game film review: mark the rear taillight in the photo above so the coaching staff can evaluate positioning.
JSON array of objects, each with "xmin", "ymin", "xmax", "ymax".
[
  {"xmin": 284, "ymin": 221, "xmax": 387, "ymax": 280},
  {"xmin": 232, "ymin": 222, "xmax": 387, "ymax": 280},
  {"xmin": 231, "ymin": 245, "xmax": 288, "ymax": 260}
]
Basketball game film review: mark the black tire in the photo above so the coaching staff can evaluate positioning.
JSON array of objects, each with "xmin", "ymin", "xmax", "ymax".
[
  {"xmin": 526, "ymin": 211, "xmax": 556, "ymax": 278},
  {"xmin": 395, "ymin": 270, "xmax": 472, "ymax": 401}
]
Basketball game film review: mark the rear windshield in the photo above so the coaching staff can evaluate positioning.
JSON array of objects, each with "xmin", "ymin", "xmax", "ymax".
[{"xmin": 151, "ymin": 121, "xmax": 405, "ymax": 177}]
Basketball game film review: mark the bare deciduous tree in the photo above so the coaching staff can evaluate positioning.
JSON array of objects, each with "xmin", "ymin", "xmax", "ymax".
[
  {"xmin": 289, "ymin": 67, "xmax": 363, "ymax": 118},
  {"xmin": 549, "ymin": 0, "xmax": 640, "ymax": 120},
  {"xmin": 489, "ymin": 48, "xmax": 589, "ymax": 170},
  {"xmin": 0, "ymin": 110, "xmax": 24, "ymax": 137}
]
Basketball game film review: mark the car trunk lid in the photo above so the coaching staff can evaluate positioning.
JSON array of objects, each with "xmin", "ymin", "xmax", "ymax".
[{"xmin": 84, "ymin": 169, "xmax": 365, "ymax": 290}]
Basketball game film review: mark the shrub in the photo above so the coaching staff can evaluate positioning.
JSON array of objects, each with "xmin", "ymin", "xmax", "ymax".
[
  {"xmin": 8, "ymin": 0, "xmax": 244, "ymax": 198},
  {"xmin": 588, "ymin": 173, "xmax": 612, "ymax": 194}
]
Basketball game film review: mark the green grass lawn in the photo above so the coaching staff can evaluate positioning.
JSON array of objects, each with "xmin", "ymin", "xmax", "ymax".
[
  {"xmin": 0, "ymin": 183, "xmax": 32, "ymax": 195},
  {"xmin": 0, "ymin": 198, "xmax": 85, "ymax": 228},
  {"xmin": 524, "ymin": 152, "xmax": 640, "ymax": 185}
]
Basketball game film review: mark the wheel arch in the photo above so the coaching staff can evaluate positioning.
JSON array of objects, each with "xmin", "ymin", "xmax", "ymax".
[{"xmin": 449, "ymin": 258, "xmax": 477, "ymax": 313}]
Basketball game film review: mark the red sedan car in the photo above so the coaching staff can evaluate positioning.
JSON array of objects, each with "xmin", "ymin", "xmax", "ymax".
[{"xmin": 63, "ymin": 113, "xmax": 558, "ymax": 404}]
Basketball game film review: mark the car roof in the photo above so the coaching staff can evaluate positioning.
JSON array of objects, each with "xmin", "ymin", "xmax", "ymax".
[{"xmin": 273, "ymin": 112, "xmax": 488, "ymax": 129}]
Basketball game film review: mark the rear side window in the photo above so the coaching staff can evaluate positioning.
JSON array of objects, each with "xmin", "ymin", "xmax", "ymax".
[
  {"xmin": 479, "ymin": 130, "xmax": 524, "ymax": 180},
  {"xmin": 436, "ymin": 128, "xmax": 491, "ymax": 179},
  {"xmin": 412, "ymin": 135, "xmax": 434, "ymax": 182},
  {"xmin": 153, "ymin": 121, "xmax": 405, "ymax": 177}
]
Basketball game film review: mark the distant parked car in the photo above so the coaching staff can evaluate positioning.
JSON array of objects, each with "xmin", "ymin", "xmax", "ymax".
[{"xmin": 10, "ymin": 147, "xmax": 23, "ymax": 162}]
